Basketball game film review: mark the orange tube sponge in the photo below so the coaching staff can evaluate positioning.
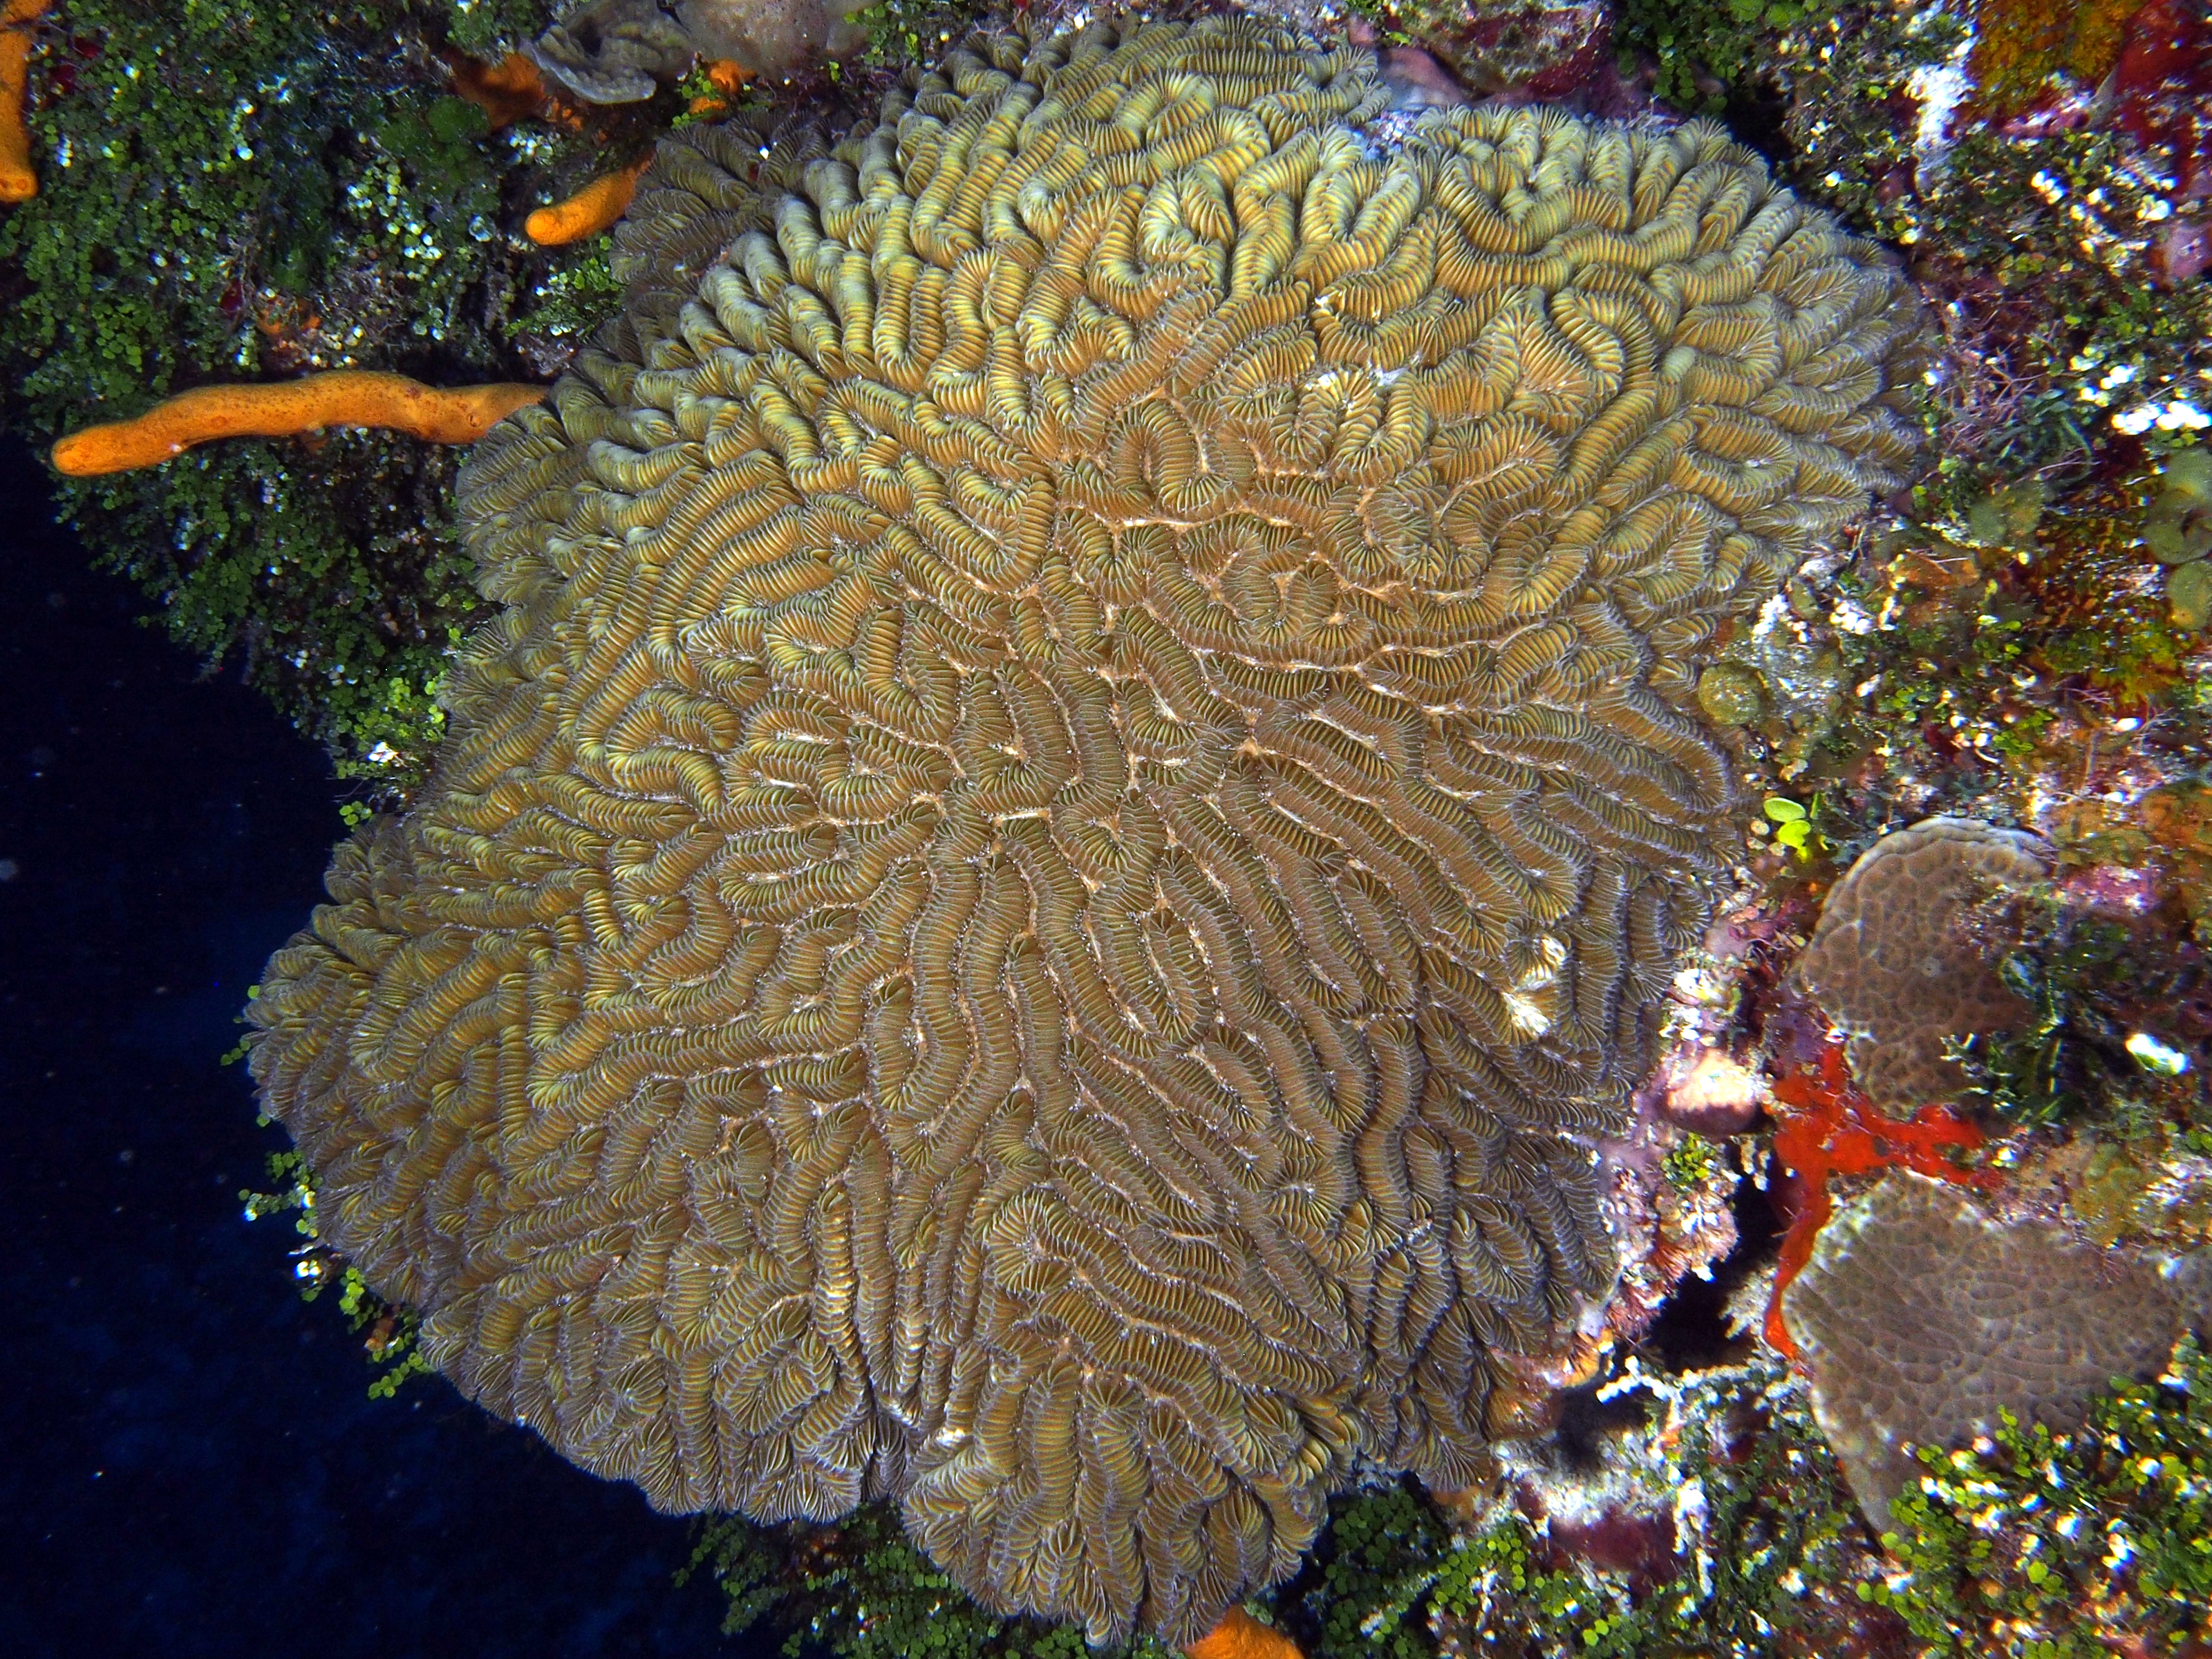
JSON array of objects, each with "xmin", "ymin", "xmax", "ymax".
[
  {"xmin": 1185, "ymin": 1611, "xmax": 1302, "ymax": 1659},
  {"xmin": 446, "ymin": 50, "xmax": 551, "ymax": 132},
  {"xmin": 50, "ymin": 372, "xmax": 548, "ymax": 476},
  {"xmin": 686, "ymin": 58, "xmax": 751, "ymax": 117},
  {"xmin": 525, "ymin": 158, "xmax": 648, "ymax": 245},
  {"xmin": 1, "ymin": 0, "xmax": 52, "ymax": 204}
]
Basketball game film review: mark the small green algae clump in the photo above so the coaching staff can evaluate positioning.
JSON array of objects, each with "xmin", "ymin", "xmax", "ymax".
[
  {"xmin": 240, "ymin": 1147, "xmax": 431, "ymax": 1399},
  {"xmin": 1864, "ymin": 1334, "xmax": 2212, "ymax": 1658}
]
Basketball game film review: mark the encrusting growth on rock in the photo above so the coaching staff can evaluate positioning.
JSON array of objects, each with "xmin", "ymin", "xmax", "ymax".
[
  {"xmin": 249, "ymin": 14, "xmax": 1924, "ymax": 1647},
  {"xmin": 525, "ymin": 158, "xmax": 650, "ymax": 245},
  {"xmin": 49, "ymin": 373, "xmax": 549, "ymax": 475},
  {"xmin": 1, "ymin": 0, "xmax": 50, "ymax": 203}
]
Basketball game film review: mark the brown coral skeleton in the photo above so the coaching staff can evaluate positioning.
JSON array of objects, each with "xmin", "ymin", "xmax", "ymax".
[{"xmin": 48, "ymin": 373, "xmax": 550, "ymax": 476}]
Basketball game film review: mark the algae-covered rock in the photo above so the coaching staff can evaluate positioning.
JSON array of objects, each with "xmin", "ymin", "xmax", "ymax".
[
  {"xmin": 1696, "ymin": 662, "xmax": 1766, "ymax": 726},
  {"xmin": 529, "ymin": 0, "xmax": 864, "ymax": 102},
  {"xmin": 1386, "ymin": 0, "xmax": 1612, "ymax": 97}
]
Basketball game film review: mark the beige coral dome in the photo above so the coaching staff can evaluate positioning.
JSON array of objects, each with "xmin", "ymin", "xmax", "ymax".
[
  {"xmin": 1796, "ymin": 814, "xmax": 2051, "ymax": 1118},
  {"xmin": 248, "ymin": 15, "xmax": 1923, "ymax": 1643},
  {"xmin": 1783, "ymin": 1172, "xmax": 2206, "ymax": 1528}
]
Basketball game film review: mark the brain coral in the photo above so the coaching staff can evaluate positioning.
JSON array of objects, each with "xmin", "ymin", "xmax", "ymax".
[
  {"xmin": 1796, "ymin": 816, "xmax": 2050, "ymax": 1118},
  {"xmin": 1783, "ymin": 1172, "xmax": 2209, "ymax": 1527},
  {"xmin": 248, "ymin": 15, "xmax": 1922, "ymax": 1643}
]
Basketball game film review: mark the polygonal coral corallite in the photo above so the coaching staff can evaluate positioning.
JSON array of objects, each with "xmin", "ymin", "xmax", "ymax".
[{"xmin": 247, "ymin": 15, "xmax": 1922, "ymax": 1644}]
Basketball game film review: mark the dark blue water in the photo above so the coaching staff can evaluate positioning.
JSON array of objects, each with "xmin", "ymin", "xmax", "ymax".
[{"xmin": 0, "ymin": 437, "xmax": 749, "ymax": 1656}]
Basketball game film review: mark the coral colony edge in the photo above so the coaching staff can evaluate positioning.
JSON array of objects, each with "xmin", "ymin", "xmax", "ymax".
[{"xmin": 6, "ymin": 1, "xmax": 2211, "ymax": 1658}]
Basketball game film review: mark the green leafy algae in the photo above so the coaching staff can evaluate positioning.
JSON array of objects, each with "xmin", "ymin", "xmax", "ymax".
[
  {"xmin": 507, "ymin": 234, "xmax": 624, "ymax": 341},
  {"xmin": 684, "ymin": 1504, "xmax": 1175, "ymax": 1659},
  {"xmin": 0, "ymin": 0, "xmax": 580, "ymax": 780},
  {"xmin": 1863, "ymin": 1334, "xmax": 2212, "ymax": 1657}
]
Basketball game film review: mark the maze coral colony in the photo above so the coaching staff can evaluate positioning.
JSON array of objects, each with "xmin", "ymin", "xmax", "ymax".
[
  {"xmin": 29, "ymin": 0, "xmax": 2212, "ymax": 1653},
  {"xmin": 244, "ymin": 12, "xmax": 1923, "ymax": 1646}
]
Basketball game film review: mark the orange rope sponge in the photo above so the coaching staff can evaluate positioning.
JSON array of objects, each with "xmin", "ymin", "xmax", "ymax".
[
  {"xmin": 50, "ymin": 372, "xmax": 548, "ymax": 476},
  {"xmin": 525, "ymin": 158, "xmax": 648, "ymax": 245},
  {"xmin": 1, "ymin": 0, "xmax": 53, "ymax": 204},
  {"xmin": 1185, "ymin": 1609, "xmax": 1303, "ymax": 1659},
  {"xmin": 1760, "ymin": 1038, "xmax": 2000, "ymax": 1359}
]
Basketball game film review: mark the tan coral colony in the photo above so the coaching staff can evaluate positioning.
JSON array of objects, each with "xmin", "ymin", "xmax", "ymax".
[
  {"xmin": 1795, "ymin": 815, "xmax": 2050, "ymax": 1117},
  {"xmin": 248, "ymin": 15, "xmax": 1924, "ymax": 1645}
]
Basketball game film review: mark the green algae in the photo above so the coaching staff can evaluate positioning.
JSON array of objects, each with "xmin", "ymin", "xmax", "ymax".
[
  {"xmin": 1955, "ymin": 874, "xmax": 2209, "ymax": 1133},
  {"xmin": 1864, "ymin": 1334, "xmax": 2212, "ymax": 1658},
  {"xmin": 507, "ymin": 232, "xmax": 624, "ymax": 341},
  {"xmin": 1614, "ymin": 0, "xmax": 1832, "ymax": 114},
  {"xmin": 0, "ymin": 0, "xmax": 582, "ymax": 782},
  {"xmin": 684, "ymin": 1503, "xmax": 1175, "ymax": 1659},
  {"xmin": 1698, "ymin": 662, "xmax": 1768, "ymax": 727},
  {"xmin": 241, "ymin": 1146, "xmax": 431, "ymax": 1398},
  {"xmin": 1778, "ymin": 6, "xmax": 2212, "ymax": 453},
  {"xmin": 1295, "ymin": 1362, "xmax": 1893, "ymax": 1658}
]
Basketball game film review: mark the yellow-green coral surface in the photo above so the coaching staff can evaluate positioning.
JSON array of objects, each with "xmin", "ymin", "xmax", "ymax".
[{"xmin": 248, "ymin": 15, "xmax": 1922, "ymax": 1643}]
